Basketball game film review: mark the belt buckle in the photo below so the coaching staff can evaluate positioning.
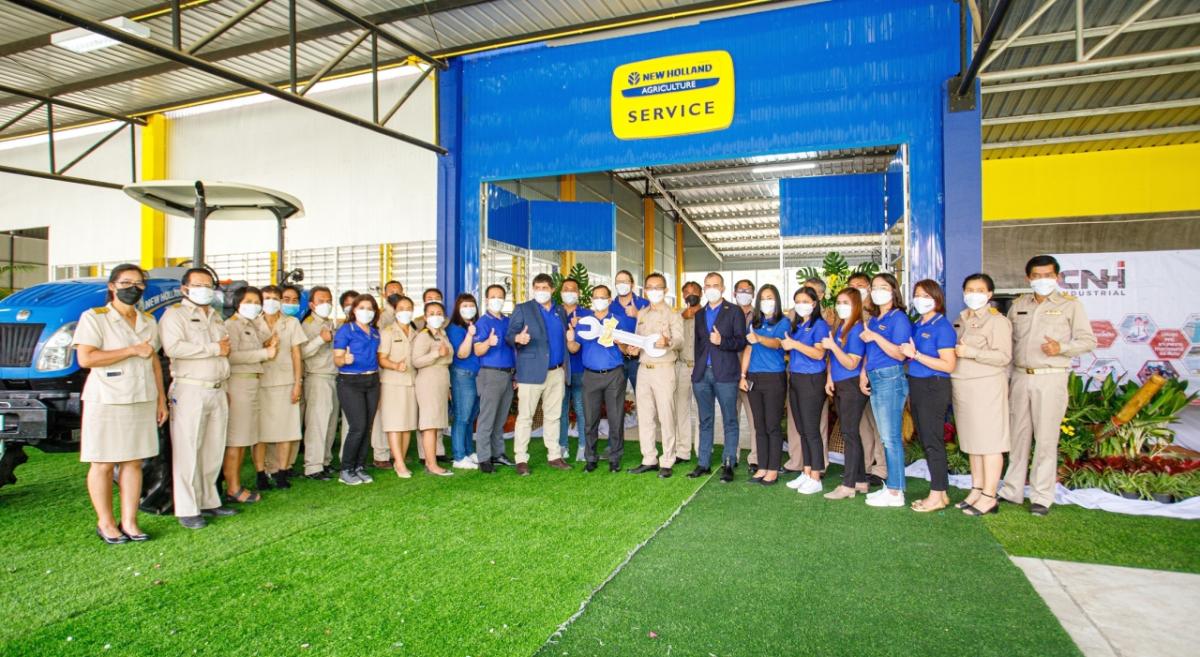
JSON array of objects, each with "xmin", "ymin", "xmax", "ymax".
[{"xmin": 1025, "ymin": 368, "xmax": 1036, "ymax": 375}]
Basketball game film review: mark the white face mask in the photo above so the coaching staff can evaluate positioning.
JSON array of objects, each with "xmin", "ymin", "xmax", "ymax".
[
  {"xmin": 396, "ymin": 310, "xmax": 413, "ymax": 325},
  {"xmin": 355, "ymin": 309, "xmax": 375, "ymax": 324},
  {"xmin": 426, "ymin": 315, "xmax": 445, "ymax": 329},
  {"xmin": 646, "ymin": 289, "xmax": 665, "ymax": 304},
  {"xmin": 735, "ymin": 291, "xmax": 754, "ymax": 307},
  {"xmin": 487, "ymin": 297, "xmax": 505, "ymax": 314},
  {"xmin": 262, "ymin": 299, "xmax": 282, "ymax": 315},
  {"xmin": 461, "ymin": 305, "xmax": 477, "ymax": 320},
  {"xmin": 759, "ymin": 299, "xmax": 776, "ymax": 314},
  {"xmin": 186, "ymin": 286, "xmax": 215, "ymax": 306},
  {"xmin": 704, "ymin": 287, "xmax": 722, "ymax": 303},
  {"xmin": 238, "ymin": 303, "xmax": 262, "ymax": 320},
  {"xmin": 870, "ymin": 289, "xmax": 893, "ymax": 307},
  {"xmin": 963, "ymin": 292, "xmax": 990, "ymax": 311},
  {"xmin": 615, "ymin": 283, "xmax": 632, "ymax": 297},
  {"xmin": 835, "ymin": 303, "xmax": 852, "ymax": 320},
  {"xmin": 561, "ymin": 292, "xmax": 579, "ymax": 306},
  {"xmin": 1031, "ymin": 278, "xmax": 1058, "ymax": 297},
  {"xmin": 795, "ymin": 302, "xmax": 814, "ymax": 318},
  {"xmin": 912, "ymin": 297, "xmax": 936, "ymax": 315},
  {"xmin": 533, "ymin": 290, "xmax": 552, "ymax": 304},
  {"xmin": 592, "ymin": 298, "xmax": 610, "ymax": 312},
  {"xmin": 314, "ymin": 303, "xmax": 333, "ymax": 319},
  {"xmin": 855, "ymin": 287, "xmax": 868, "ymax": 299}
]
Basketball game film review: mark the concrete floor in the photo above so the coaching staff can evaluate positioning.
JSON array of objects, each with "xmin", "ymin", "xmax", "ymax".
[{"xmin": 1012, "ymin": 557, "xmax": 1200, "ymax": 657}]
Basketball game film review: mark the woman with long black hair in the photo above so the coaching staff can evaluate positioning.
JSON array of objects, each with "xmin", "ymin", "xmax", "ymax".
[
  {"xmin": 334, "ymin": 294, "xmax": 382, "ymax": 486},
  {"xmin": 861, "ymin": 273, "xmax": 912, "ymax": 508},
  {"xmin": 739, "ymin": 284, "xmax": 790, "ymax": 485},
  {"xmin": 820, "ymin": 288, "xmax": 871, "ymax": 500},
  {"xmin": 781, "ymin": 285, "xmax": 829, "ymax": 495}
]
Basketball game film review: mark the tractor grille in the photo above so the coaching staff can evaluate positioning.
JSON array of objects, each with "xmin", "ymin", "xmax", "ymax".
[{"xmin": 0, "ymin": 323, "xmax": 45, "ymax": 367}]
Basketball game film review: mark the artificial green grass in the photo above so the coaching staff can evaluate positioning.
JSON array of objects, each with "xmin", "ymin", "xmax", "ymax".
[
  {"xmin": 541, "ymin": 467, "xmax": 1083, "ymax": 657},
  {"xmin": 0, "ymin": 442, "xmax": 704, "ymax": 657}
]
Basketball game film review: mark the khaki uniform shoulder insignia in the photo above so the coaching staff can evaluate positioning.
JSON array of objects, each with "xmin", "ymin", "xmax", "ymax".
[
  {"xmin": 92, "ymin": 306, "xmax": 109, "ymax": 314},
  {"xmin": 989, "ymin": 307, "xmax": 999, "ymax": 315},
  {"xmin": 1061, "ymin": 293, "xmax": 1077, "ymax": 301},
  {"xmin": 142, "ymin": 311, "xmax": 154, "ymax": 320}
]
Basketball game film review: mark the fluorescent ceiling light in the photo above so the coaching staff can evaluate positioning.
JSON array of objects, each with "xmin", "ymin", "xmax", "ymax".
[
  {"xmin": 749, "ymin": 162, "xmax": 818, "ymax": 175},
  {"xmin": 51, "ymin": 17, "xmax": 150, "ymax": 54}
]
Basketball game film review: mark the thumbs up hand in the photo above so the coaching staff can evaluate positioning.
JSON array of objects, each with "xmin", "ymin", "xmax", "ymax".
[
  {"xmin": 466, "ymin": 322, "xmax": 477, "ymax": 338},
  {"xmin": 131, "ymin": 340, "xmax": 155, "ymax": 359},
  {"xmin": 820, "ymin": 335, "xmax": 836, "ymax": 350},
  {"xmin": 746, "ymin": 330, "xmax": 759, "ymax": 345},
  {"xmin": 900, "ymin": 338, "xmax": 917, "ymax": 360},
  {"xmin": 487, "ymin": 328, "xmax": 499, "ymax": 346},
  {"xmin": 709, "ymin": 326, "xmax": 722, "ymax": 346},
  {"xmin": 342, "ymin": 349, "xmax": 354, "ymax": 365},
  {"xmin": 320, "ymin": 326, "xmax": 333, "ymax": 343},
  {"xmin": 1041, "ymin": 335, "xmax": 1061, "ymax": 356},
  {"xmin": 515, "ymin": 325, "xmax": 531, "ymax": 345}
]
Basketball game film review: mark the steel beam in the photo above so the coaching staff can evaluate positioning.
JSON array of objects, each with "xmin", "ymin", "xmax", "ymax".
[
  {"xmin": 981, "ymin": 46, "xmax": 1200, "ymax": 81},
  {"xmin": 0, "ymin": 101, "xmax": 44, "ymax": 133},
  {"xmin": 299, "ymin": 29, "xmax": 370, "ymax": 96},
  {"xmin": 0, "ymin": 164, "xmax": 123, "ymax": 189},
  {"xmin": 187, "ymin": 0, "xmax": 272, "ymax": 55},
  {"xmin": 1082, "ymin": 0, "xmax": 1161, "ymax": 61},
  {"xmin": 956, "ymin": 0, "xmax": 1013, "ymax": 97},
  {"xmin": 641, "ymin": 169, "xmax": 722, "ymax": 262},
  {"xmin": 0, "ymin": 83, "xmax": 145, "ymax": 125},
  {"xmin": 309, "ymin": 0, "xmax": 446, "ymax": 71},
  {"xmin": 983, "ymin": 124, "xmax": 1200, "ymax": 149},
  {"xmin": 980, "ymin": 12, "xmax": 1200, "ymax": 50},
  {"xmin": 979, "ymin": 0, "xmax": 1060, "ymax": 72},
  {"xmin": 983, "ymin": 97, "xmax": 1200, "ymax": 125},
  {"xmin": 379, "ymin": 63, "xmax": 434, "ymax": 125},
  {"xmin": 983, "ymin": 61, "xmax": 1200, "ymax": 92},
  {"xmin": 56, "ymin": 122, "xmax": 128, "ymax": 175}
]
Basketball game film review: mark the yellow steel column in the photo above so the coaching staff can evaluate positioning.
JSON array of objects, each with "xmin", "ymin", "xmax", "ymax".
[
  {"xmin": 269, "ymin": 252, "xmax": 279, "ymax": 285},
  {"xmin": 379, "ymin": 243, "xmax": 394, "ymax": 288},
  {"xmin": 559, "ymin": 175, "xmax": 576, "ymax": 274},
  {"xmin": 139, "ymin": 114, "xmax": 168, "ymax": 269},
  {"xmin": 674, "ymin": 220, "xmax": 685, "ymax": 309},
  {"xmin": 643, "ymin": 197, "xmax": 655, "ymax": 279}
]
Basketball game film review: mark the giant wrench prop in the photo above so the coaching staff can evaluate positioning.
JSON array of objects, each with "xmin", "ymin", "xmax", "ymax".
[{"xmin": 575, "ymin": 315, "xmax": 668, "ymax": 358}]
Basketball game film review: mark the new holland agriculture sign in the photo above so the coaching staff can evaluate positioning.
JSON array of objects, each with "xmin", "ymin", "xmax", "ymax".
[{"xmin": 610, "ymin": 50, "xmax": 735, "ymax": 140}]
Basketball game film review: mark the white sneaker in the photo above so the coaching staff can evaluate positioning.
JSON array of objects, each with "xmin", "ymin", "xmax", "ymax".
[
  {"xmin": 468, "ymin": 453, "xmax": 479, "ymax": 464},
  {"xmin": 452, "ymin": 458, "xmax": 478, "ymax": 470},
  {"xmin": 866, "ymin": 486, "xmax": 888, "ymax": 499},
  {"xmin": 576, "ymin": 446, "xmax": 586, "ymax": 461},
  {"xmin": 786, "ymin": 473, "xmax": 812, "ymax": 490},
  {"xmin": 866, "ymin": 489, "xmax": 905, "ymax": 507},
  {"xmin": 797, "ymin": 478, "xmax": 823, "ymax": 495}
]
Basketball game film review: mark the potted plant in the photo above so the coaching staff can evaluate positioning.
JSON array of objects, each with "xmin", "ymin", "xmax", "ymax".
[{"xmin": 796, "ymin": 252, "xmax": 878, "ymax": 308}]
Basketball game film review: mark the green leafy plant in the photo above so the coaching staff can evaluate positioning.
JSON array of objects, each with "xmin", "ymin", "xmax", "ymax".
[
  {"xmin": 552, "ymin": 262, "xmax": 592, "ymax": 307},
  {"xmin": 1061, "ymin": 373, "xmax": 1196, "ymax": 461},
  {"xmin": 796, "ymin": 252, "xmax": 879, "ymax": 307}
]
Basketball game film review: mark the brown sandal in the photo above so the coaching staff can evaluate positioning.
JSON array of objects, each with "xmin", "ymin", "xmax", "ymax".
[{"xmin": 910, "ymin": 497, "xmax": 946, "ymax": 513}]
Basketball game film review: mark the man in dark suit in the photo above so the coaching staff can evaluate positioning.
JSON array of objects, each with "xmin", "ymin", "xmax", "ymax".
[
  {"xmin": 688, "ymin": 272, "xmax": 747, "ymax": 483},
  {"xmin": 506, "ymin": 273, "xmax": 577, "ymax": 475}
]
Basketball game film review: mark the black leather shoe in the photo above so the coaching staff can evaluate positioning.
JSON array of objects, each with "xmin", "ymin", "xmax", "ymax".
[
  {"xmin": 867, "ymin": 474, "xmax": 885, "ymax": 487},
  {"xmin": 760, "ymin": 477, "xmax": 779, "ymax": 486},
  {"xmin": 658, "ymin": 467, "xmax": 672, "ymax": 479},
  {"xmin": 305, "ymin": 470, "xmax": 332, "ymax": 481},
  {"xmin": 675, "ymin": 458, "xmax": 691, "ymax": 464},
  {"xmin": 584, "ymin": 462, "xmax": 598, "ymax": 472},
  {"xmin": 1030, "ymin": 503, "xmax": 1050, "ymax": 517},
  {"xmin": 201, "ymin": 506, "xmax": 239, "ymax": 517},
  {"xmin": 178, "ymin": 515, "xmax": 207, "ymax": 530},
  {"xmin": 119, "ymin": 526, "xmax": 151, "ymax": 542},
  {"xmin": 628, "ymin": 464, "xmax": 659, "ymax": 474},
  {"xmin": 436, "ymin": 454, "xmax": 452, "ymax": 464},
  {"xmin": 720, "ymin": 465, "xmax": 734, "ymax": 483},
  {"xmin": 686, "ymin": 466, "xmax": 712, "ymax": 478},
  {"xmin": 748, "ymin": 475, "xmax": 764, "ymax": 485},
  {"xmin": 479, "ymin": 461, "xmax": 496, "ymax": 473},
  {"xmin": 96, "ymin": 527, "xmax": 128, "ymax": 544},
  {"xmin": 272, "ymin": 472, "xmax": 292, "ymax": 489},
  {"xmin": 609, "ymin": 462, "xmax": 621, "ymax": 473},
  {"xmin": 256, "ymin": 471, "xmax": 273, "ymax": 490},
  {"xmin": 493, "ymin": 454, "xmax": 515, "ymax": 467}
]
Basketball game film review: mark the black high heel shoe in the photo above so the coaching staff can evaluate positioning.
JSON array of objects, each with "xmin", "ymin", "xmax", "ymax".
[
  {"xmin": 962, "ymin": 493, "xmax": 999, "ymax": 516},
  {"xmin": 955, "ymin": 487, "xmax": 982, "ymax": 510},
  {"xmin": 96, "ymin": 526, "xmax": 128, "ymax": 545},
  {"xmin": 120, "ymin": 525, "xmax": 151, "ymax": 542}
]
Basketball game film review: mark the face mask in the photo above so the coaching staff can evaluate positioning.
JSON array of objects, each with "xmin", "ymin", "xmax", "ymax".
[
  {"xmin": 615, "ymin": 283, "xmax": 632, "ymax": 296},
  {"xmin": 282, "ymin": 303, "xmax": 301, "ymax": 317},
  {"xmin": 461, "ymin": 305, "xmax": 477, "ymax": 320},
  {"xmin": 963, "ymin": 292, "xmax": 990, "ymax": 311},
  {"xmin": 646, "ymin": 290, "xmax": 665, "ymax": 304},
  {"xmin": 561, "ymin": 292, "xmax": 579, "ymax": 306},
  {"xmin": 314, "ymin": 303, "xmax": 333, "ymax": 319},
  {"xmin": 1031, "ymin": 278, "xmax": 1058, "ymax": 296},
  {"xmin": 912, "ymin": 297, "xmax": 936, "ymax": 315},
  {"xmin": 760, "ymin": 299, "xmax": 776, "ymax": 315},
  {"xmin": 836, "ymin": 303, "xmax": 852, "ymax": 320},
  {"xmin": 354, "ymin": 309, "xmax": 375, "ymax": 324},
  {"xmin": 533, "ymin": 290, "xmax": 552, "ymax": 305},
  {"xmin": 426, "ymin": 315, "xmax": 445, "ymax": 330},
  {"xmin": 592, "ymin": 298, "xmax": 610, "ymax": 312},
  {"xmin": 855, "ymin": 287, "xmax": 868, "ymax": 299},
  {"xmin": 736, "ymin": 291, "xmax": 753, "ymax": 306},
  {"xmin": 238, "ymin": 303, "xmax": 262, "ymax": 320},
  {"xmin": 262, "ymin": 299, "xmax": 282, "ymax": 315},
  {"xmin": 343, "ymin": 305, "xmax": 353, "ymax": 318},
  {"xmin": 870, "ymin": 289, "xmax": 893, "ymax": 306},
  {"xmin": 685, "ymin": 294, "xmax": 700, "ymax": 307},
  {"xmin": 704, "ymin": 287, "xmax": 722, "ymax": 304},
  {"xmin": 487, "ymin": 298, "xmax": 505, "ymax": 314},
  {"xmin": 795, "ymin": 302, "xmax": 814, "ymax": 317},
  {"xmin": 387, "ymin": 293, "xmax": 401, "ymax": 308},
  {"xmin": 186, "ymin": 286, "xmax": 214, "ymax": 306},
  {"xmin": 114, "ymin": 285, "xmax": 143, "ymax": 305},
  {"xmin": 396, "ymin": 310, "xmax": 414, "ymax": 325}
]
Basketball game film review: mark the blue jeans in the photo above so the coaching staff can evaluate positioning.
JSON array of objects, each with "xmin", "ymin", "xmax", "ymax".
[
  {"xmin": 624, "ymin": 358, "xmax": 639, "ymax": 391},
  {"xmin": 693, "ymin": 366, "xmax": 740, "ymax": 468},
  {"xmin": 867, "ymin": 365, "xmax": 910, "ymax": 491},
  {"xmin": 560, "ymin": 371, "xmax": 585, "ymax": 453},
  {"xmin": 450, "ymin": 367, "xmax": 479, "ymax": 461}
]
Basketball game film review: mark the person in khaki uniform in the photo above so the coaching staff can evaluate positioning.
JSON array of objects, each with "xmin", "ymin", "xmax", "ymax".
[
  {"xmin": 160, "ymin": 268, "xmax": 233, "ymax": 529},
  {"xmin": 377, "ymin": 280, "xmax": 404, "ymax": 329},
  {"xmin": 412, "ymin": 301, "xmax": 454, "ymax": 476},
  {"xmin": 254, "ymin": 285, "xmax": 306, "ymax": 490},
  {"xmin": 74, "ymin": 264, "xmax": 169, "ymax": 543},
  {"xmin": 951, "ymin": 273, "xmax": 1013, "ymax": 516},
  {"xmin": 628, "ymin": 273, "xmax": 685, "ymax": 477},
  {"xmin": 223, "ymin": 287, "xmax": 275, "ymax": 504},
  {"xmin": 378, "ymin": 295, "xmax": 420, "ymax": 479},
  {"xmin": 674, "ymin": 282, "xmax": 702, "ymax": 463},
  {"xmin": 1000, "ymin": 255, "xmax": 1096, "ymax": 516},
  {"xmin": 300, "ymin": 286, "xmax": 339, "ymax": 480}
]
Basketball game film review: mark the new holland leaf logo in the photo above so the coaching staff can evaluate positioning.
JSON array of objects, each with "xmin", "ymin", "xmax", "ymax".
[
  {"xmin": 611, "ymin": 50, "xmax": 734, "ymax": 140},
  {"xmin": 628, "ymin": 71, "xmax": 640, "ymax": 85}
]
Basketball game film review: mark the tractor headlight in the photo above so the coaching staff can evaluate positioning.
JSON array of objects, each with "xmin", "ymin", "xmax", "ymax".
[{"xmin": 36, "ymin": 322, "xmax": 77, "ymax": 372}]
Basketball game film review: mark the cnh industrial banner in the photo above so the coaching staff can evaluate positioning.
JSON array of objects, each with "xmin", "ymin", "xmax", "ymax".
[{"xmin": 610, "ymin": 50, "xmax": 735, "ymax": 140}]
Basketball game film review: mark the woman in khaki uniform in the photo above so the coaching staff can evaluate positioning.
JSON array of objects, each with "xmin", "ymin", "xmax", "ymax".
[
  {"xmin": 254, "ymin": 285, "xmax": 306, "ymax": 490},
  {"xmin": 951, "ymin": 273, "xmax": 1013, "ymax": 516},
  {"xmin": 74, "ymin": 264, "xmax": 169, "ymax": 544},
  {"xmin": 378, "ymin": 295, "xmax": 419, "ymax": 479},
  {"xmin": 223, "ymin": 286, "xmax": 276, "ymax": 503},
  {"xmin": 412, "ymin": 301, "xmax": 454, "ymax": 476}
]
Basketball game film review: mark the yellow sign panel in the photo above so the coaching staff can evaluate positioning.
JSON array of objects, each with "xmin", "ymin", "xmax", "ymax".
[{"xmin": 611, "ymin": 50, "xmax": 735, "ymax": 140}]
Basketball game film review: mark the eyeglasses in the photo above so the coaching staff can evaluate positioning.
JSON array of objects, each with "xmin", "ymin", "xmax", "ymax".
[
  {"xmin": 114, "ymin": 281, "xmax": 146, "ymax": 289},
  {"xmin": 186, "ymin": 283, "xmax": 215, "ymax": 289}
]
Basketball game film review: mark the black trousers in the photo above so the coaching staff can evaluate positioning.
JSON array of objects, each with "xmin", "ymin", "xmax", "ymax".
[
  {"xmin": 788, "ymin": 372, "xmax": 827, "ymax": 471},
  {"xmin": 908, "ymin": 375, "xmax": 952, "ymax": 492},
  {"xmin": 747, "ymin": 372, "xmax": 786, "ymax": 471},
  {"xmin": 336, "ymin": 372, "xmax": 380, "ymax": 472},
  {"xmin": 834, "ymin": 377, "xmax": 870, "ymax": 487},
  {"xmin": 583, "ymin": 367, "xmax": 626, "ymax": 466}
]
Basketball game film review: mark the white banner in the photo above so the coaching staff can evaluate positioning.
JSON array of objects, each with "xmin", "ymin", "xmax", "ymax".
[{"xmin": 1054, "ymin": 251, "xmax": 1200, "ymax": 449}]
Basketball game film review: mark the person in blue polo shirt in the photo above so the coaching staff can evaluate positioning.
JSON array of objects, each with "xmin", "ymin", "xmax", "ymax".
[
  {"xmin": 738, "ymin": 284, "xmax": 791, "ymax": 486},
  {"xmin": 333, "ymin": 293, "xmax": 382, "ymax": 486},
  {"xmin": 446, "ymin": 293, "xmax": 481, "ymax": 470},
  {"xmin": 821, "ymin": 288, "xmax": 872, "ymax": 500},
  {"xmin": 575, "ymin": 285, "xmax": 627, "ymax": 473},
  {"xmin": 610, "ymin": 269, "xmax": 649, "ymax": 391},
  {"xmin": 900, "ymin": 279, "xmax": 958, "ymax": 513},
  {"xmin": 472, "ymin": 284, "xmax": 516, "ymax": 474},
  {"xmin": 781, "ymin": 285, "xmax": 829, "ymax": 494},
  {"xmin": 860, "ymin": 273, "xmax": 912, "ymax": 508}
]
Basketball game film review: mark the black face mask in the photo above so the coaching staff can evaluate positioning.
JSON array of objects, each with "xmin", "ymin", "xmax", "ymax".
[
  {"xmin": 685, "ymin": 294, "xmax": 701, "ymax": 307},
  {"xmin": 115, "ymin": 285, "xmax": 144, "ymax": 305},
  {"xmin": 386, "ymin": 293, "xmax": 401, "ymax": 307}
]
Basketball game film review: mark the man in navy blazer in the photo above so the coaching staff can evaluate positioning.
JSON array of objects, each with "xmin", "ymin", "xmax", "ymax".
[
  {"xmin": 506, "ymin": 273, "xmax": 576, "ymax": 475},
  {"xmin": 688, "ymin": 272, "xmax": 747, "ymax": 482}
]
